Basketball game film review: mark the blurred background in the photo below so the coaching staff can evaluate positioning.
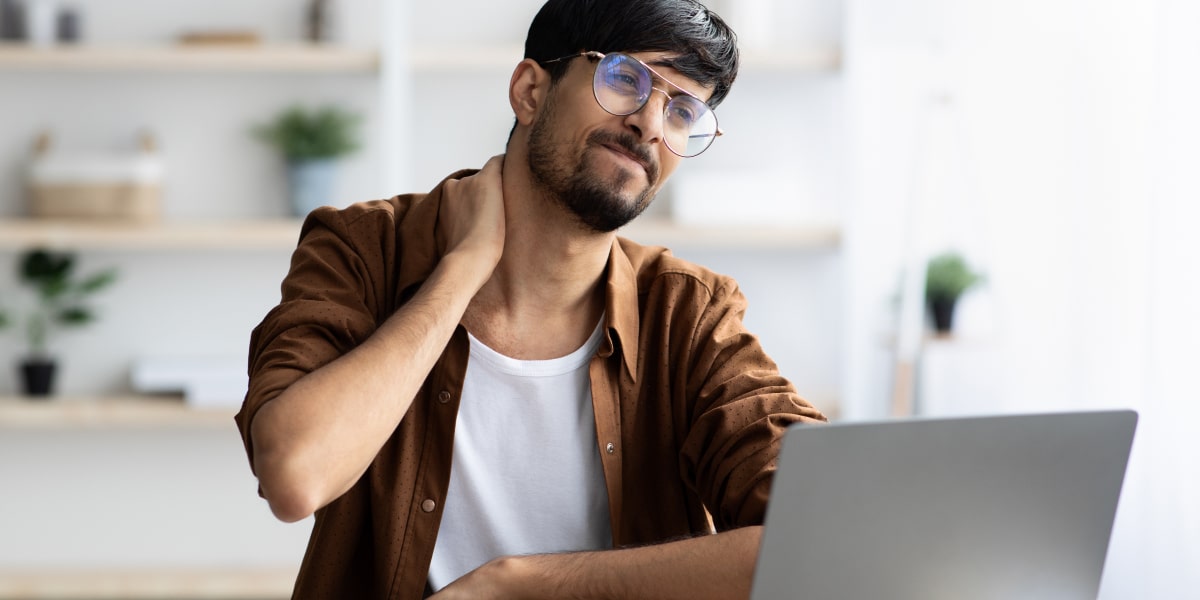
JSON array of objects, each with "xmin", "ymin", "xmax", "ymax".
[{"xmin": 0, "ymin": 0, "xmax": 1196, "ymax": 597}]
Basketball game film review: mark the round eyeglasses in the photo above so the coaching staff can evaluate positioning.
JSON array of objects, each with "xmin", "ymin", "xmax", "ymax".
[{"xmin": 543, "ymin": 51, "xmax": 723, "ymax": 158}]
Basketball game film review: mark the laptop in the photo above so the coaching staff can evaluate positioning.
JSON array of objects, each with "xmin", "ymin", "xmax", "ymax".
[{"xmin": 750, "ymin": 410, "xmax": 1137, "ymax": 600}]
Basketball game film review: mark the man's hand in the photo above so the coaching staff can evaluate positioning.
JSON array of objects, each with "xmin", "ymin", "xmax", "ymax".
[
  {"xmin": 427, "ymin": 556, "xmax": 529, "ymax": 600},
  {"xmin": 439, "ymin": 154, "xmax": 506, "ymax": 273}
]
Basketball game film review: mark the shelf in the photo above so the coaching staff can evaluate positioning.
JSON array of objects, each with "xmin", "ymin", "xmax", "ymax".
[
  {"xmin": 622, "ymin": 218, "xmax": 841, "ymax": 250},
  {"xmin": 407, "ymin": 44, "xmax": 842, "ymax": 73},
  {"xmin": 0, "ymin": 43, "xmax": 379, "ymax": 73},
  {"xmin": 0, "ymin": 218, "xmax": 838, "ymax": 251},
  {"xmin": 0, "ymin": 567, "xmax": 294, "ymax": 599},
  {"xmin": 0, "ymin": 396, "xmax": 238, "ymax": 429},
  {"xmin": 0, "ymin": 219, "xmax": 303, "ymax": 251},
  {"xmin": 0, "ymin": 43, "xmax": 838, "ymax": 75}
]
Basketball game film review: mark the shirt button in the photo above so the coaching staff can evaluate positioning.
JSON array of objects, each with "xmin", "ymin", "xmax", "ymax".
[
  {"xmin": 606, "ymin": 443, "xmax": 615, "ymax": 454},
  {"xmin": 421, "ymin": 499, "xmax": 437, "ymax": 513},
  {"xmin": 437, "ymin": 391, "xmax": 451, "ymax": 404}
]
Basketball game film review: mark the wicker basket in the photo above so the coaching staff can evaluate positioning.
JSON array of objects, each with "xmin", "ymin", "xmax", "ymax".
[
  {"xmin": 29, "ymin": 181, "xmax": 161, "ymax": 222},
  {"xmin": 26, "ymin": 132, "xmax": 164, "ymax": 222}
]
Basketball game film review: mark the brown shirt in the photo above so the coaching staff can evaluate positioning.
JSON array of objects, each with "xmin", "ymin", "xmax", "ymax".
[{"xmin": 235, "ymin": 170, "xmax": 827, "ymax": 600}]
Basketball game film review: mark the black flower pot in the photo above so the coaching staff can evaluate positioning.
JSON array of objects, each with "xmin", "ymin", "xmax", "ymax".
[
  {"xmin": 930, "ymin": 298, "xmax": 957, "ymax": 333},
  {"xmin": 20, "ymin": 358, "xmax": 57, "ymax": 397}
]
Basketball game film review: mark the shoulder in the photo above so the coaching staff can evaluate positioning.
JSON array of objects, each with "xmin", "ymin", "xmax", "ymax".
[
  {"xmin": 616, "ymin": 236, "xmax": 738, "ymax": 301},
  {"xmin": 298, "ymin": 169, "xmax": 475, "ymax": 248},
  {"xmin": 300, "ymin": 194, "xmax": 424, "ymax": 239}
]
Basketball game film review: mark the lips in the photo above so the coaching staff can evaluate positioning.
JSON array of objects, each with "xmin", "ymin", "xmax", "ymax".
[
  {"xmin": 600, "ymin": 142, "xmax": 650, "ymax": 175},
  {"xmin": 587, "ymin": 130, "xmax": 659, "ymax": 183}
]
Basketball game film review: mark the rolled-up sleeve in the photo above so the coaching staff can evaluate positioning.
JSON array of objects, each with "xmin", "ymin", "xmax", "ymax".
[
  {"xmin": 678, "ymin": 277, "xmax": 827, "ymax": 530},
  {"xmin": 233, "ymin": 203, "xmax": 397, "ymax": 474}
]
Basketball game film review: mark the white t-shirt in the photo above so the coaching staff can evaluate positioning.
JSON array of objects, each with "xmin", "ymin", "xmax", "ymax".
[{"xmin": 427, "ymin": 319, "xmax": 613, "ymax": 591}]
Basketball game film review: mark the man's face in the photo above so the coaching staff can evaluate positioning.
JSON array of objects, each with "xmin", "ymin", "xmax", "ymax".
[{"xmin": 527, "ymin": 51, "xmax": 713, "ymax": 233}]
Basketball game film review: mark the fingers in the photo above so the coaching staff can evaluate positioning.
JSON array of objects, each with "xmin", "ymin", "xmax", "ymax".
[{"xmin": 439, "ymin": 154, "xmax": 507, "ymax": 270}]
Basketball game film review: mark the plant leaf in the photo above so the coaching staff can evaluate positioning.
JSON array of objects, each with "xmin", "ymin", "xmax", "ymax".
[
  {"xmin": 77, "ymin": 269, "xmax": 118, "ymax": 294},
  {"xmin": 20, "ymin": 248, "xmax": 73, "ymax": 283},
  {"xmin": 252, "ymin": 104, "xmax": 361, "ymax": 160},
  {"xmin": 39, "ymin": 277, "xmax": 71, "ymax": 301},
  {"xmin": 57, "ymin": 306, "xmax": 94, "ymax": 326}
]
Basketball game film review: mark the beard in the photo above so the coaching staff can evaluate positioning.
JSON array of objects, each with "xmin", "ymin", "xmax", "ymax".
[{"xmin": 527, "ymin": 97, "xmax": 661, "ymax": 233}]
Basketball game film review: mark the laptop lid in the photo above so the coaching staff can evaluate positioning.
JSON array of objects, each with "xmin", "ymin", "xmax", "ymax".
[{"xmin": 751, "ymin": 410, "xmax": 1137, "ymax": 600}]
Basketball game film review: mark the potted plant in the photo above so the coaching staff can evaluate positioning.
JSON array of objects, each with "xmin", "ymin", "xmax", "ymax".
[
  {"xmin": 253, "ymin": 104, "xmax": 362, "ymax": 218},
  {"xmin": 924, "ymin": 251, "xmax": 983, "ymax": 334},
  {"xmin": 10, "ymin": 248, "xmax": 117, "ymax": 397}
]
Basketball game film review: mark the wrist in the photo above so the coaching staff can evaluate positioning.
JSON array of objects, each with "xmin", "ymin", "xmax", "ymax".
[{"xmin": 437, "ymin": 245, "xmax": 498, "ymax": 292}]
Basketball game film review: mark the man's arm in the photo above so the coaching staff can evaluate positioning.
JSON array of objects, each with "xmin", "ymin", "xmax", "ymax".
[
  {"xmin": 431, "ymin": 526, "xmax": 762, "ymax": 600},
  {"xmin": 249, "ymin": 155, "xmax": 506, "ymax": 523}
]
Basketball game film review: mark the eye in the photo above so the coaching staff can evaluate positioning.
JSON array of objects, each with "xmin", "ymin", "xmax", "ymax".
[
  {"xmin": 667, "ymin": 99, "xmax": 701, "ymax": 126},
  {"xmin": 605, "ymin": 68, "xmax": 644, "ymax": 95}
]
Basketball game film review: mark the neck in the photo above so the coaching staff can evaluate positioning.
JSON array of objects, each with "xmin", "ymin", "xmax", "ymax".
[{"xmin": 462, "ymin": 148, "xmax": 614, "ymax": 359}]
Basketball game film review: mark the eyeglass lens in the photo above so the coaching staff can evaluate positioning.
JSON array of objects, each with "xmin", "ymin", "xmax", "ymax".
[{"xmin": 592, "ymin": 53, "xmax": 719, "ymax": 157}]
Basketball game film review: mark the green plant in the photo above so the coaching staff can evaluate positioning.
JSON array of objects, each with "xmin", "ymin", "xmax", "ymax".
[
  {"xmin": 253, "ymin": 105, "xmax": 362, "ymax": 161},
  {"xmin": 15, "ymin": 248, "xmax": 117, "ymax": 357},
  {"xmin": 925, "ymin": 251, "xmax": 983, "ymax": 305}
]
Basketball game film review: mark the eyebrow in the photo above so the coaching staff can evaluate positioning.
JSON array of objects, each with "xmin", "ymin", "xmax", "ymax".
[{"xmin": 645, "ymin": 58, "xmax": 711, "ymax": 101}]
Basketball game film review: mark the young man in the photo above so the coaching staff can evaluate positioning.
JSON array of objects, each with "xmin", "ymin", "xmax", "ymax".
[{"xmin": 235, "ymin": 0, "xmax": 826, "ymax": 598}]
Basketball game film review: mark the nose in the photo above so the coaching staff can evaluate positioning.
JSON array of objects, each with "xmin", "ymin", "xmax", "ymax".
[{"xmin": 622, "ymin": 87, "xmax": 670, "ymax": 146}]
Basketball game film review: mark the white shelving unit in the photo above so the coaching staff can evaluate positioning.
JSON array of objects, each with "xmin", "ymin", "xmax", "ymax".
[
  {"xmin": 0, "ymin": 41, "xmax": 838, "ymax": 74},
  {"xmin": 0, "ymin": 395, "xmax": 236, "ymax": 429},
  {"xmin": 0, "ymin": 42, "xmax": 379, "ymax": 72},
  {"xmin": 405, "ymin": 43, "xmax": 842, "ymax": 72},
  {"xmin": 0, "ymin": 217, "xmax": 839, "ymax": 251},
  {"xmin": 0, "ymin": 219, "xmax": 304, "ymax": 250},
  {"xmin": 0, "ymin": 568, "xmax": 296, "ymax": 600}
]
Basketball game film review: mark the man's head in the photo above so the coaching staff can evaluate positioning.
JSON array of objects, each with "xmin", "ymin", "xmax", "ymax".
[
  {"xmin": 510, "ymin": 0, "xmax": 739, "ymax": 233},
  {"xmin": 524, "ymin": 0, "xmax": 739, "ymax": 109}
]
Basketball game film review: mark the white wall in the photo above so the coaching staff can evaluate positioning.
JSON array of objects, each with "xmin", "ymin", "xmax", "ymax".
[
  {"xmin": 845, "ymin": 0, "xmax": 1200, "ymax": 596},
  {"xmin": 0, "ymin": 428, "xmax": 311, "ymax": 568}
]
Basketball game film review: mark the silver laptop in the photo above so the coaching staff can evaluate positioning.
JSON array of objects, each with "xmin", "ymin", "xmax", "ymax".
[{"xmin": 751, "ymin": 410, "xmax": 1137, "ymax": 600}]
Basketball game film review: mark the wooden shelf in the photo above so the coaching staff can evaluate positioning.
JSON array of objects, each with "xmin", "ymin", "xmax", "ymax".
[
  {"xmin": 0, "ymin": 567, "xmax": 295, "ymax": 599},
  {"xmin": 622, "ymin": 218, "xmax": 841, "ymax": 250},
  {"xmin": 0, "ymin": 42, "xmax": 839, "ymax": 75},
  {"xmin": 407, "ymin": 44, "xmax": 842, "ymax": 73},
  {"xmin": 0, "ymin": 218, "xmax": 838, "ymax": 251},
  {"xmin": 0, "ymin": 396, "xmax": 238, "ymax": 429},
  {"xmin": 0, "ymin": 43, "xmax": 379, "ymax": 73},
  {"xmin": 0, "ymin": 219, "xmax": 303, "ymax": 251}
]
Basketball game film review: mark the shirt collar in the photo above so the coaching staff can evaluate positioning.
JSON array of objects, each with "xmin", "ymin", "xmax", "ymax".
[{"xmin": 603, "ymin": 238, "xmax": 641, "ymax": 382}]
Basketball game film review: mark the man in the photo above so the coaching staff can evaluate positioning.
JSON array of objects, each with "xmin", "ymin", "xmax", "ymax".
[{"xmin": 235, "ymin": 0, "xmax": 826, "ymax": 598}]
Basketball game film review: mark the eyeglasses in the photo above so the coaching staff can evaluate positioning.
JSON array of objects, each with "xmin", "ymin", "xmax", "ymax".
[{"xmin": 543, "ymin": 51, "xmax": 723, "ymax": 158}]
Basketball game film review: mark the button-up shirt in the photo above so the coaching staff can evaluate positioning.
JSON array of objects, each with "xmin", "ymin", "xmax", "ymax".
[{"xmin": 235, "ymin": 170, "xmax": 827, "ymax": 600}]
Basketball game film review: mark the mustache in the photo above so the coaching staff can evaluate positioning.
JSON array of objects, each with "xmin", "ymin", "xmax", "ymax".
[{"xmin": 588, "ymin": 130, "xmax": 659, "ymax": 178}]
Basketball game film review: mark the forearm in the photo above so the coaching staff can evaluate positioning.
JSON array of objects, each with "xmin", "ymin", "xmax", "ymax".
[
  {"xmin": 437, "ymin": 526, "xmax": 762, "ymax": 600},
  {"xmin": 251, "ymin": 250, "xmax": 489, "ymax": 522}
]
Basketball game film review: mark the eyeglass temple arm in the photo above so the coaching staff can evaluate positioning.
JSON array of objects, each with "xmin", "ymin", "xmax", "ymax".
[{"xmin": 542, "ymin": 51, "xmax": 604, "ymax": 65}]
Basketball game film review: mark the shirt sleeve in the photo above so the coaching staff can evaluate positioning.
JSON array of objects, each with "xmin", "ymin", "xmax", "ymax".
[
  {"xmin": 233, "ymin": 204, "xmax": 395, "ymax": 476},
  {"xmin": 677, "ymin": 277, "xmax": 827, "ymax": 530}
]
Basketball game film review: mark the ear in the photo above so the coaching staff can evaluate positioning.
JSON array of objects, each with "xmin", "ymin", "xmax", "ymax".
[{"xmin": 509, "ymin": 58, "xmax": 550, "ymax": 127}]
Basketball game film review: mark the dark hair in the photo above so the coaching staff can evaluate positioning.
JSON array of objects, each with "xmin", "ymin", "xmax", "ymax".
[{"xmin": 523, "ymin": 0, "xmax": 739, "ymax": 108}]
